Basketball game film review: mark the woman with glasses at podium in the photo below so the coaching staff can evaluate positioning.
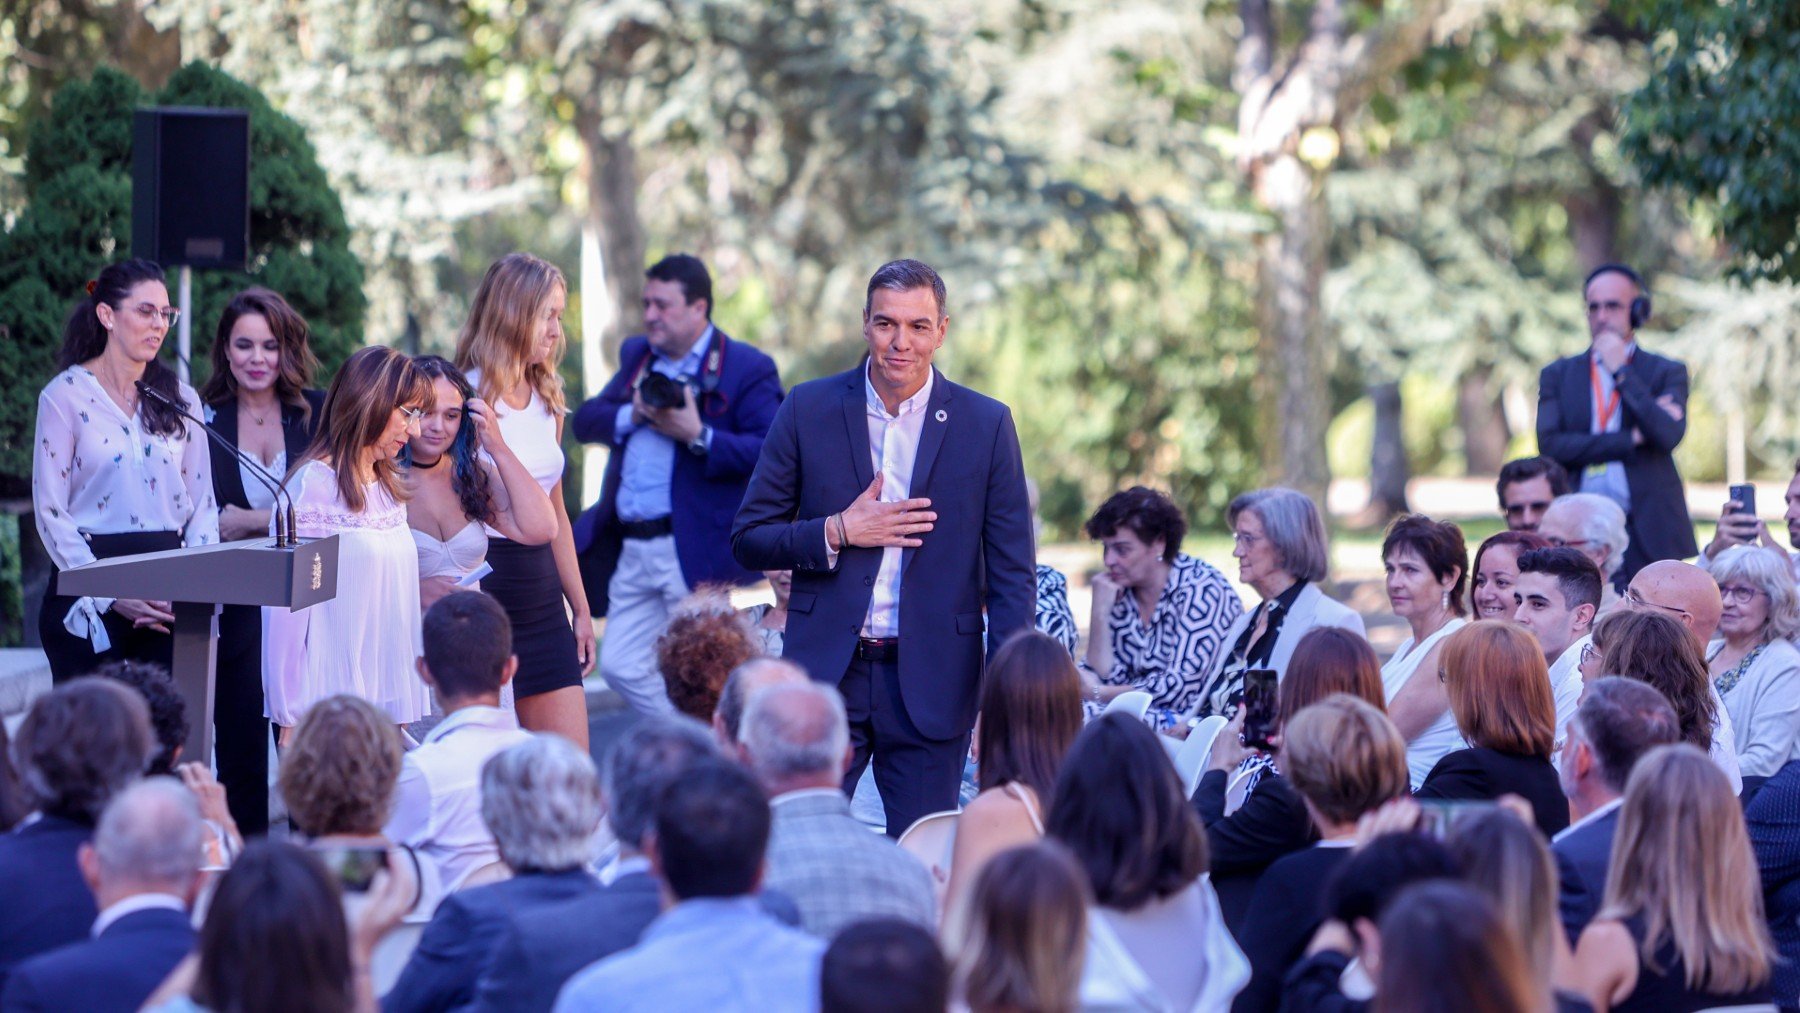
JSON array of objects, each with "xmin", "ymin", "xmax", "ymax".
[
  {"xmin": 263, "ymin": 346, "xmax": 433, "ymax": 741},
  {"xmin": 455, "ymin": 254, "xmax": 594, "ymax": 749},
  {"xmin": 32, "ymin": 258, "xmax": 218, "ymax": 683},
  {"xmin": 199, "ymin": 287, "xmax": 325, "ymax": 834}
]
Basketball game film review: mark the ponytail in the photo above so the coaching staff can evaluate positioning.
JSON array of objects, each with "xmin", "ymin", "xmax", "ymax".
[{"xmin": 58, "ymin": 259, "xmax": 188, "ymax": 439}]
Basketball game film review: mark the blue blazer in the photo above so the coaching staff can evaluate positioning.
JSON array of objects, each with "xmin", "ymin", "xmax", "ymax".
[
  {"xmin": 571, "ymin": 329, "xmax": 782, "ymax": 616},
  {"xmin": 382, "ymin": 868, "xmax": 604, "ymax": 1013},
  {"xmin": 731, "ymin": 365, "xmax": 1036, "ymax": 742},
  {"xmin": 1553, "ymin": 805, "xmax": 1621, "ymax": 947},
  {"xmin": 467, "ymin": 870, "xmax": 663, "ymax": 1013},
  {"xmin": 0, "ymin": 816, "xmax": 95, "ymax": 993},
  {"xmin": 0, "ymin": 906, "xmax": 194, "ymax": 1013},
  {"xmin": 1747, "ymin": 759, "xmax": 1800, "ymax": 1005}
]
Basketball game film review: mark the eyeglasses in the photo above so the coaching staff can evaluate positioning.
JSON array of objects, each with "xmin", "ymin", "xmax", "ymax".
[
  {"xmin": 397, "ymin": 406, "xmax": 426, "ymax": 424},
  {"xmin": 1232, "ymin": 531, "xmax": 1264, "ymax": 548},
  {"xmin": 1580, "ymin": 641, "xmax": 1600, "ymax": 667},
  {"xmin": 1719, "ymin": 584, "xmax": 1766, "ymax": 606},
  {"xmin": 1544, "ymin": 535, "xmax": 1595, "ymax": 550},
  {"xmin": 1623, "ymin": 586, "xmax": 1691, "ymax": 618},
  {"xmin": 130, "ymin": 303, "xmax": 181, "ymax": 327}
]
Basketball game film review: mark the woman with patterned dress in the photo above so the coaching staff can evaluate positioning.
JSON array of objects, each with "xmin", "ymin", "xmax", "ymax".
[
  {"xmin": 263, "ymin": 346, "xmax": 433, "ymax": 736},
  {"xmin": 33, "ymin": 259, "xmax": 217, "ymax": 682}
]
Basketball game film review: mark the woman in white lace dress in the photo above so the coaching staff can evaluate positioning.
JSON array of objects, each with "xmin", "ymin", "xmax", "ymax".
[{"xmin": 263, "ymin": 346, "xmax": 434, "ymax": 736}]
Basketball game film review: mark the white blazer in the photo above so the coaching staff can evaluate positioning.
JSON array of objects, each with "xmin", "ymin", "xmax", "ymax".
[{"xmin": 1192, "ymin": 582, "xmax": 1367, "ymax": 717}]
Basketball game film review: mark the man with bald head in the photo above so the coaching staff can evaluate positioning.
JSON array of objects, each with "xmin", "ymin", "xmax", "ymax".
[
  {"xmin": 712, "ymin": 657, "xmax": 810, "ymax": 756},
  {"xmin": 740, "ymin": 682, "xmax": 935, "ymax": 937}
]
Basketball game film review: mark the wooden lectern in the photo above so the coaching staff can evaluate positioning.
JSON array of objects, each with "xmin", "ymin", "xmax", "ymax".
[{"xmin": 57, "ymin": 537, "xmax": 340, "ymax": 761}]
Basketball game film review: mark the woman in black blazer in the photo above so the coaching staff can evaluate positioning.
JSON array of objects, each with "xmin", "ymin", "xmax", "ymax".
[
  {"xmin": 1416, "ymin": 620, "xmax": 1569, "ymax": 838},
  {"xmin": 199, "ymin": 287, "xmax": 325, "ymax": 835}
]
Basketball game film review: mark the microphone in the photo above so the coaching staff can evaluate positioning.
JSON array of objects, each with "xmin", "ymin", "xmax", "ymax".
[{"xmin": 136, "ymin": 380, "xmax": 298, "ymax": 547}]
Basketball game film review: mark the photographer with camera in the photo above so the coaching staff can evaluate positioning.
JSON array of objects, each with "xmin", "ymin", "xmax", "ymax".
[{"xmin": 572, "ymin": 254, "xmax": 783, "ymax": 715}]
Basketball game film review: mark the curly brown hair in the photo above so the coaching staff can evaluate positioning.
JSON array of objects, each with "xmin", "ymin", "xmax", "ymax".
[
  {"xmin": 657, "ymin": 588, "xmax": 761, "ymax": 722},
  {"xmin": 278, "ymin": 695, "xmax": 403, "ymax": 837}
]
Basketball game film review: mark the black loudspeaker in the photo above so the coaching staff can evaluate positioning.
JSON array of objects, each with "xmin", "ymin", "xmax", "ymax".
[{"xmin": 132, "ymin": 107, "xmax": 250, "ymax": 270}]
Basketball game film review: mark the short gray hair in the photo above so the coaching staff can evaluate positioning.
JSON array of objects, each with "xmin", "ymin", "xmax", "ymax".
[
  {"xmin": 716, "ymin": 657, "xmax": 810, "ymax": 744},
  {"xmin": 1229, "ymin": 488, "xmax": 1330, "ymax": 583},
  {"xmin": 1545, "ymin": 493, "xmax": 1629, "ymax": 579},
  {"xmin": 1704, "ymin": 545, "xmax": 1800, "ymax": 642},
  {"xmin": 600, "ymin": 715, "xmax": 719, "ymax": 849},
  {"xmin": 864, "ymin": 259, "xmax": 947, "ymax": 319},
  {"xmin": 741, "ymin": 682, "xmax": 850, "ymax": 782},
  {"xmin": 94, "ymin": 776, "xmax": 202, "ymax": 886},
  {"xmin": 480, "ymin": 735, "xmax": 604, "ymax": 872}
]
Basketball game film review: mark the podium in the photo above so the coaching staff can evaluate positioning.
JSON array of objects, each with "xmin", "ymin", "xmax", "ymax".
[{"xmin": 58, "ymin": 537, "xmax": 340, "ymax": 761}]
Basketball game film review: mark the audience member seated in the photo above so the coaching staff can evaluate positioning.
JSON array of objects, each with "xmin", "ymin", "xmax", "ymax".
[
  {"xmin": 0, "ymin": 778, "xmax": 201, "ymax": 1013},
  {"xmin": 1699, "ymin": 461, "xmax": 1800, "ymax": 576},
  {"xmin": 657, "ymin": 589, "xmax": 761, "ymax": 723},
  {"xmin": 1048, "ymin": 713, "xmax": 1248, "ymax": 1010},
  {"xmin": 1446, "ymin": 809, "xmax": 1586, "ymax": 1010},
  {"xmin": 1230, "ymin": 696, "xmax": 1410, "ymax": 1013},
  {"xmin": 819, "ymin": 918, "xmax": 949, "ymax": 1013},
  {"xmin": 943, "ymin": 631, "xmax": 1082, "ymax": 923},
  {"xmin": 713, "ymin": 656, "xmax": 809, "ymax": 756},
  {"xmin": 1416, "ymin": 621, "xmax": 1569, "ymax": 837},
  {"xmin": 740, "ymin": 569, "xmax": 794, "ymax": 656},
  {"xmin": 1082, "ymin": 486, "xmax": 1244, "ymax": 718},
  {"xmin": 948, "ymin": 841, "xmax": 1090, "ymax": 1013},
  {"xmin": 1198, "ymin": 627, "xmax": 1386, "ymax": 928},
  {"xmin": 384, "ymin": 735, "xmax": 606, "ymax": 1012},
  {"xmin": 1470, "ymin": 530, "xmax": 1551, "ymax": 620},
  {"xmin": 470, "ymin": 716, "xmax": 717, "ymax": 1011},
  {"xmin": 1589, "ymin": 608, "xmax": 1740, "ymax": 791},
  {"xmin": 92, "ymin": 660, "xmax": 187, "ymax": 775},
  {"xmin": 1497, "ymin": 456, "xmax": 1570, "ymax": 533},
  {"xmin": 1702, "ymin": 545, "xmax": 1800, "ymax": 781},
  {"xmin": 1622, "ymin": 558, "xmax": 1724, "ymax": 642},
  {"xmin": 144, "ymin": 840, "xmax": 411, "ymax": 1013},
  {"xmin": 1743, "ymin": 757, "xmax": 1800, "ymax": 1007},
  {"xmin": 742, "ymin": 681, "xmax": 936, "ymax": 937},
  {"xmin": 1372, "ymin": 882, "xmax": 1543, "ymax": 1013},
  {"xmin": 384, "ymin": 592, "xmax": 532, "ymax": 890},
  {"xmin": 1570, "ymin": 744, "xmax": 1774, "ymax": 1012},
  {"xmin": 0, "ymin": 678, "xmax": 152, "ymax": 988},
  {"xmin": 279, "ymin": 695, "xmax": 436, "ymax": 992},
  {"xmin": 1027, "ymin": 477, "xmax": 1081, "ymax": 657},
  {"xmin": 1278, "ymin": 831, "xmax": 1460, "ymax": 1012},
  {"xmin": 1553, "ymin": 677, "xmax": 1680, "ymax": 945},
  {"xmin": 554, "ymin": 761, "xmax": 824, "ymax": 1012},
  {"xmin": 1512, "ymin": 547, "xmax": 1602, "ymax": 751},
  {"xmin": 1194, "ymin": 488, "xmax": 1366, "ymax": 715},
  {"xmin": 1375, "ymin": 514, "xmax": 1470, "ymax": 788},
  {"xmin": 1539, "ymin": 493, "xmax": 1629, "ymax": 606}
]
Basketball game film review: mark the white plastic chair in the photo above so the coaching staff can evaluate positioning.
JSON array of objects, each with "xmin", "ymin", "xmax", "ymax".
[
  {"xmin": 1175, "ymin": 715, "xmax": 1230, "ymax": 797},
  {"xmin": 897, "ymin": 809, "xmax": 961, "ymax": 910},
  {"xmin": 1103, "ymin": 690, "xmax": 1152, "ymax": 722}
]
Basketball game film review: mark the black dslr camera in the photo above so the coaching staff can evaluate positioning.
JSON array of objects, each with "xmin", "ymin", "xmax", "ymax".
[{"xmin": 637, "ymin": 371, "xmax": 687, "ymax": 410}]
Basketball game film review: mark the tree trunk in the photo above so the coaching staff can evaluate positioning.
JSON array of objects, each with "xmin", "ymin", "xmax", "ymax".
[
  {"xmin": 1458, "ymin": 364, "xmax": 1510, "ymax": 476},
  {"xmin": 575, "ymin": 113, "xmax": 647, "ymax": 370},
  {"xmin": 1366, "ymin": 379, "xmax": 1410, "ymax": 521},
  {"xmin": 1566, "ymin": 112, "xmax": 1621, "ymax": 268},
  {"xmin": 1251, "ymin": 153, "xmax": 1332, "ymax": 505}
]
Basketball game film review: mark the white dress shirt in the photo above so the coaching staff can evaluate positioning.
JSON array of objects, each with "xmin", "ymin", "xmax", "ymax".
[
  {"xmin": 825, "ymin": 366, "xmax": 934, "ymax": 639},
  {"xmin": 384, "ymin": 705, "xmax": 532, "ymax": 889},
  {"xmin": 1548, "ymin": 633, "xmax": 1589, "ymax": 756}
]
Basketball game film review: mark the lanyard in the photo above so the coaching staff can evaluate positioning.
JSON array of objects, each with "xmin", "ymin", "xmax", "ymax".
[{"xmin": 1589, "ymin": 353, "xmax": 1631, "ymax": 432}]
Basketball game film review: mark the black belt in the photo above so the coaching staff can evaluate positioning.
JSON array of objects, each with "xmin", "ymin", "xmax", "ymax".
[
  {"xmin": 618, "ymin": 516, "xmax": 673, "ymax": 540},
  {"xmin": 856, "ymin": 637, "xmax": 900, "ymax": 662}
]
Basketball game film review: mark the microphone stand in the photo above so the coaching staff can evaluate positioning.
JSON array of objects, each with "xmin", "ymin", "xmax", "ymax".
[{"xmin": 136, "ymin": 380, "xmax": 298, "ymax": 547}]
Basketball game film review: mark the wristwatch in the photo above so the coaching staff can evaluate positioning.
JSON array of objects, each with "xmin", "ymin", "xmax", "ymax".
[{"xmin": 686, "ymin": 425, "xmax": 712, "ymax": 456}]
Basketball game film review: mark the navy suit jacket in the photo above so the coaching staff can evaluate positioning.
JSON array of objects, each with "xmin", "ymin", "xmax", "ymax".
[
  {"xmin": 0, "ymin": 906, "xmax": 194, "ymax": 1013},
  {"xmin": 1552, "ymin": 805, "xmax": 1620, "ymax": 947},
  {"xmin": 1536, "ymin": 347, "xmax": 1697, "ymax": 580},
  {"xmin": 467, "ymin": 871, "xmax": 663, "ymax": 1013},
  {"xmin": 0, "ymin": 816, "xmax": 95, "ymax": 994},
  {"xmin": 382, "ymin": 868, "xmax": 604, "ymax": 1013},
  {"xmin": 571, "ymin": 329, "xmax": 782, "ymax": 616},
  {"xmin": 1746, "ymin": 759, "xmax": 1800, "ymax": 1005},
  {"xmin": 731, "ymin": 365, "xmax": 1036, "ymax": 742}
]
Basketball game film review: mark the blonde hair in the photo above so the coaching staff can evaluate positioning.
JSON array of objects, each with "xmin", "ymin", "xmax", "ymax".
[
  {"xmin": 278, "ymin": 695, "xmax": 403, "ymax": 836},
  {"xmin": 951, "ymin": 842, "xmax": 1089, "ymax": 1013},
  {"xmin": 1599, "ymin": 744, "xmax": 1773, "ymax": 994},
  {"xmin": 1441, "ymin": 621, "xmax": 1556, "ymax": 757},
  {"xmin": 1281, "ymin": 694, "xmax": 1410, "ymax": 825},
  {"xmin": 1447, "ymin": 809, "xmax": 1561, "ymax": 991},
  {"xmin": 453, "ymin": 253, "xmax": 567, "ymax": 415}
]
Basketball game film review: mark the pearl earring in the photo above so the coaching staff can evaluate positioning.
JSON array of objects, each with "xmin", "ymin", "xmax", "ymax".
[{"xmin": 1441, "ymin": 590, "xmax": 1450, "ymax": 610}]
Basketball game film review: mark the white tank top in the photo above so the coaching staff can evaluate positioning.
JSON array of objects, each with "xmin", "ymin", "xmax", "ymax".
[{"xmin": 465, "ymin": 368, "xmax": 564, "ymax": 538}]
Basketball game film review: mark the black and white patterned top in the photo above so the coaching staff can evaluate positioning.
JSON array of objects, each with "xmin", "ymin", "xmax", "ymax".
[
  {"xmin": 1100, "ymin": 553, "xmax": 1244, "ymax": 714},
  {"xmin": 1035, "ymin": 563, "xmax": 1079, "ymax": 656}
]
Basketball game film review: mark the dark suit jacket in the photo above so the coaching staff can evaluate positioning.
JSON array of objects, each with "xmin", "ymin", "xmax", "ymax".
[
  {"xmin": 1415, "ymin": 746, "xmax": 1570, "ymax": 838},
  {"xmin": 571, "ymin": 329, "xmax": 782, "ymax": 616},
  {"xmin": 1746, "ymin": 759, "xmax": 1800, "ymax": 1005},
  {"xmin": 0, "ymin": 905, "xmax": 194, "ymax": 1013},
  {"xmin": 1553, "ymin": 804, "xmax": 1620, "ymax": 947},
  {"xmin": 383, "ymin": 868, "xmax": 604, "ymax": 1013},
  {"xmin": 467, "ymin": 870, "xmax": 663, "ymax": 1013},
  {"xmin": 730, "ymin": 365, "xmax": 1036, "ymax": 742},
  {"xmin": 1536, "ymin": 347, "xmax": 1697, "ymax": 581},
  {"xmin": 1232, "ymin": 845, "xmax": 1354, "ymax": 1013},
  {"xmin": 206, "ymin": 389, "xmax": 326, "ymax": 510},
  {"xmin": 1194, "ymin": 769, "xmax": 1316, "ymax": 932},
  {"xmin": 0, "ymin": 816, "xmax": 95, "ymax": 993}
]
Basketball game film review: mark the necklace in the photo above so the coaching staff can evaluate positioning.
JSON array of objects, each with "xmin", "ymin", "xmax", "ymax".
[
  {"xmin": 411, "ymin": 454, "xmax": 444, "ymax": 470},
  {"xmin": 91, "ymin": 362, "xmax": 140, "ymax": 415}
]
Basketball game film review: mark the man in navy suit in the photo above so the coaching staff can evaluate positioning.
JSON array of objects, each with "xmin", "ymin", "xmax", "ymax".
[
  {"xmin": 1537, "ymin": 264, "xmax": 1695, "ymax": 586},
  {"xmin": 1746, "ymin": 758, "xmax": 1800, "ymax": 1006},
  {"xmin": 1553, "ymin": 676, "xmax": 1679, "ymax": 945},
  {"xmin": 572, "ymin": 254, "xmax": 782, "ymax": 714},
  {"xmin": 732, "ymin": 259, "xmax": 1035, "ymax": 836},
  {"xmin": 1, "ymin": 778, "xmax": 201, "ymax": 1013}
]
